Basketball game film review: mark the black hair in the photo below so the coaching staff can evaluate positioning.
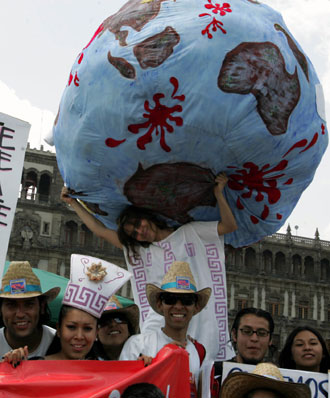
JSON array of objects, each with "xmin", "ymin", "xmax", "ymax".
[
  {"xmin": 122, "ymin": 383, "xmax": 164, "ymax": 398},
  {"xmin": 231, "ymin": 307, "xmax": 275, "ymax": 337},
  {"xmin": 0, "ymin": 296, "xmax": 51, "ymax": 328},
  {"xmin": 117, "ymin": 206, "xmax": 169, "ymax": 262},
  {"xmin": 279, "ymin": 325, "xmax": 330, "ymax": 373}
]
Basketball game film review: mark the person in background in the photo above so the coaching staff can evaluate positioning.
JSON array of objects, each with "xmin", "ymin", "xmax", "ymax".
[
  {"xmin": 279, "ymin": 325, "xmax": 330, "ymax": 373},
  {"xmin": 220, "ymin": 362, "xmax": 310, "ymax": 398},
  {"xmin": 214, "ymin": 307, "xmax": 275, "ymax": 382},
  {"xmin": 230, "ymin": 307, "xmax": 275, "ymax": 364},
  {"xmin": 0, "ymin": 261, "xmax": 60, "ymax": 358},
  {"xmin": 92, "ymin": 295, "xmax": 139, "ymax": 360},
  {"xmin": 122, "ymin": 383, "xmax": 164, "ymax": 398}
]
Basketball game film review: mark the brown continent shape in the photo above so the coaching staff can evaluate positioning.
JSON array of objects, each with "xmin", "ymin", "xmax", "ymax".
[
  {"xmin": 124, "ymin": 162, "xmax": 217, "ymax": 224},
  {"xmin": 108, "ymin": 50, "xmax": 136, "ymax": 79},
  {"xmin": 218, "ymin": 41, "xmax": 301, "ymax": 135},
  {"xmin": 274, "ymin": 23, "xmax": 309, "ymax": 82},
  {"xmin": 133, "ymin": 26, "xmax": 180, "ymax": 69},
  {"xmin": 99, "ymin": 0, "xmax": 166, "ymax": 47}
]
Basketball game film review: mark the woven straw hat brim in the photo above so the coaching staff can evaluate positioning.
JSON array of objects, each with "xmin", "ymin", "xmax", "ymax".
[
  {"xmin": 146, "ymin": 283, "xmax": 211, "ymax": 315},
  {"xmin": 0, "ymin": 287, "xmax": 60, "ymax": 302},
  {"xmin": 101, "ymin": 304, "xmax": 140, "ymax": 334},
  {"xmin": 220, "ymin": 372, "xmax": 311, "ymax": 398}
]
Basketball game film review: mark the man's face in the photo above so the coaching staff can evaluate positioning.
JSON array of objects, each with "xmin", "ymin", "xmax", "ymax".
[
  {"xmin": 157, "ymin": 293, "xmax": 199, "ymax": 333},
  {"xmin": 1, "ymin": 297, "xmax": 42, "ymax": 343},
  {"xmin": 232, "ymin": 314, "xmax": 272, "ymax": 364}
]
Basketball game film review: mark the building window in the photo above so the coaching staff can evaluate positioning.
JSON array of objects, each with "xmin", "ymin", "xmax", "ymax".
[
  {"xmin": 42, "ymin": 222, "xmax": 50, "ymax": 235},
  {"xmin": 237, "ymin": 299, "xmax": 248, "ymax": 311},
  {"xmin": 298, "ymin": 304, "xmax": 309, "ymax": 319},
  {"xmin": 269, "ymin": 302, "xmax": 280, "ymax": 317}
]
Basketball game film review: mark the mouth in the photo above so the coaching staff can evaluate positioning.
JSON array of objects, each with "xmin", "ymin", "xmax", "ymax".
[
  {"xmin": 108, "ymin": 330, "xmax": 121, "ymax": 335},
  {"xmin": 71, "ymin": 344, "xmax": 86, "ymax": 352},
  {"xmin": 14, "ymin": 321, "xmax": 29, "ymax": 329},
  {"xmin": 302, "ymin": 354, "xmax": 315, "ymax": 359},
  {"xmin": 171, "ymin": 313, "xmax": 185, "ymax": 319}
]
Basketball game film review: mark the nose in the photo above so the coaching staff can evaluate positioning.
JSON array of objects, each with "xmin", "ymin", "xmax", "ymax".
[
  {"xmin": 173, "ymin": 300, "xmax": 184, "ymax": 308},
  {"xmin": 249, "ymin": 332, "xmax": 259, "ymax": 341},
  {"xmin": 15, "ymin": 305, "xmax": 26, "ymax": 318},
  {"xmin": 75, "ymin": 328, "xmax": 84, "ymax": 340}
]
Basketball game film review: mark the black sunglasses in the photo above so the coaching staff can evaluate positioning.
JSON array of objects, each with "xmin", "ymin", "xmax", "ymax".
[
  {"xmin": 99, "ymin": 314, "xmax": 128, "ymax": 327},
  {"xmin": 160, "ymin": 293, "xmax": 198, "ymax": 306}
]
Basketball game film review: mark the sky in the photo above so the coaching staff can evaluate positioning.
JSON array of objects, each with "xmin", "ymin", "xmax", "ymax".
[{"xmin": 0, "ymin": 0, "xmax": 329, "ymax": 240}]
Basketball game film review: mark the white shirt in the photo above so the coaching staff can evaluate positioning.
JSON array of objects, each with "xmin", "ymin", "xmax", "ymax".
[
  {"xmin": 0, "ymin": 325, "xmax": 56, "ymax": 358},
  {"xmin": 120, "ymin": 329, "xmax": 201, "ymax": 387},
  {"xmin": 124, "ymin": 221, "xmax": 234, "ymax": 361}
]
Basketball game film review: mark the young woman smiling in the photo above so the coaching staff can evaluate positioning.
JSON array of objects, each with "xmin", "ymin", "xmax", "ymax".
[{"xmin": 279, "ymin": 326, "xmax": 330, "ymax": 373}]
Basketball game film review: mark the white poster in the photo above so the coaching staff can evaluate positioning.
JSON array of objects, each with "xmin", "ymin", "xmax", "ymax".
[
  {"xmin": 0, "ymin": 112, "xmax": 30, "ymax": 276},
  {"xmin": 222, "ymin": 362, "xmax": 328, "ymax": 398}
]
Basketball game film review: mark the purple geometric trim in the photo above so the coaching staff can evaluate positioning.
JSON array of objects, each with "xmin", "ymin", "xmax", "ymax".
[
  {"xmin": 213, "ymin": 285, "xmax": 225, "ymax": 298},
  {"xmin": 184, "ymin": 243, "xmax": 195, "ymax": 257},
  {"xmin": 130, "ymin": 255, "xmax": 149, "ymax": 312},
  {"xmin": 160, "ymin": 242, "xmax": 176, "ymax": 273},
  {"xmin": 205, "ymin": 242, "xmax": 229, "ymax": 359},
  {"xmin": 63, "ymin": 284, "xmax": 108, "ymax": 317}
]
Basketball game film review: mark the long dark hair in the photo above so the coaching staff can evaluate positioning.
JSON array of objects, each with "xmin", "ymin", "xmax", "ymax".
[
  {"xmin": 117, "ymin": 206, "xmax": 169, "ymax": 261},
  {"xmin": 279, "ymin": 326, "xmax": 330, "ymax": 373}
]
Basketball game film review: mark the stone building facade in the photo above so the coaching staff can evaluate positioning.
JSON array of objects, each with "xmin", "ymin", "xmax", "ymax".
[{"xmin": 6, "ymin": 146, "xmax": 330, "ymax": 351}]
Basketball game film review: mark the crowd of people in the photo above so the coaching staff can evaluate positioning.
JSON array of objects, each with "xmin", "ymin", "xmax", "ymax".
[{"xmin": 1, "ymin": 173, "xmax": 328, "ymax": 397}]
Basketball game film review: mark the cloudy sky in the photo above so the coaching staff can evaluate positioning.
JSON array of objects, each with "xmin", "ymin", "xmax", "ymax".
[{"xmin": 0, "ymin": 0, "xmax": 329, "ymax": 239}]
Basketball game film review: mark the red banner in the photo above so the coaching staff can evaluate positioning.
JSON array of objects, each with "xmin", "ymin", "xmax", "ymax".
[{"xmin": 0, "ymin": 344, "xmax": 190, "ymax": 398}]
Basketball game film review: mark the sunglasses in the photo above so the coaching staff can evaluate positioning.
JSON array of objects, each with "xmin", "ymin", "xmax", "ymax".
[
  {"xmin": 99, "ymin": 315, "xmax": 128, "ymax": 328},
  {"xmin": 160, "ymin": 293, "xmax": 198, "ymax": 306}
]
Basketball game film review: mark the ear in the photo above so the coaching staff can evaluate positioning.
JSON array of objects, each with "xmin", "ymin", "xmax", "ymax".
[
  {"xmin": 56, "ymin": 322, "xmax": 60, "ymax": 338},
  {"xmin": 156, "ymin": 299, "xmax": 164, "ymax": 315},
  {"xmin": 39, "ymin": 299, "xmax": 46, "ymax": 314},
  {"xmin": 231, "ymin": 329, "xmax": 237, "ymax": 343},
  {"xmin": 193, "ymin": 302, "xmax": 201, "ymax": 315},
  {"xmin": 268, "ymin": 337, "xmax": 273, "ymax": 347}
]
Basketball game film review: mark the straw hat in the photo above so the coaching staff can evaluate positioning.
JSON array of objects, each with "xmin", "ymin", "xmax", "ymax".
[
  {"xmin": 101, "ymin": 295, "xmax": 140, "ymax": 334},
  {"xmin": 146, "ymin": 261, "xmax": 211, "ymax": 315},
  {"xmin": 220, "ymin": 362, "xmax": 311, "ymax": 398},
  {"xmin": 0, "ymin": 261, "xmax": 60, "ymax": 301}
]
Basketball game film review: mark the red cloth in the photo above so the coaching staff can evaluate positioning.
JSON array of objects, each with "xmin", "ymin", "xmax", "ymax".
[{"xmin": 0, "ymin": 344, "xmax": 190, "ymax": 398}]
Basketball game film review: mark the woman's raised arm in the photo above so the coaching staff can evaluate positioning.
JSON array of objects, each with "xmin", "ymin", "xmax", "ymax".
[
  {"xmin": 60, "ymin": 186, "xmax": 123, "ymax": 249},
  {"xmin": 214, "ymin": 173, "xmax": 238, "ymax": 236}
]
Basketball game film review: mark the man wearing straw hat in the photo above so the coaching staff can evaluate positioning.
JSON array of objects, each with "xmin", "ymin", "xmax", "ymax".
[
  {"xmin": 0, "ymin": 261, "xmax": 60, "ymax": 358},
  {"xmin": 120, "ymin": 261, "xmax": 211, "ymax": 397},
  {"xmin": 220, "ymin": 362, "xmax": 310, "ymax": 398}
]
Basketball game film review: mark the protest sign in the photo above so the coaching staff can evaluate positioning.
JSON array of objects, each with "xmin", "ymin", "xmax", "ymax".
[
  {"xmin": 0, "ymin": 344, "xmax": 190, "ymax": 398},
  {"xmin": 0, "ymin": 113, "xmax": 30, "ymax": 275},
  {"xmin": 222, "ymin": 362, "xmax": 328, "ymax": 398}
]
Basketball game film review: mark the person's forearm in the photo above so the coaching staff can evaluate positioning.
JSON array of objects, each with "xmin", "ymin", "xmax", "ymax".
[
  {"xmin": 68, "ymin": 199, "xmax": 123, "ymax": 248},
  {"xmin": 217, "ymin": 192, "xmax": 237, "ymax": 235},
  {"xmin": 69, "ymin": 200, "xmax": 104, "ymax": 235}
]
